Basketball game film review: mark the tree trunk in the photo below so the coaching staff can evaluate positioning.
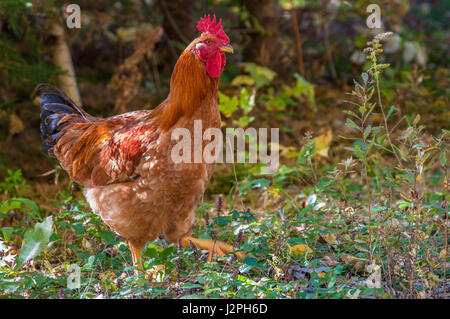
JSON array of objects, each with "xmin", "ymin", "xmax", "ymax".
[
  {"xmin": 49, "ymin": 21, "xmax": 82, "ymax": 106},
  {"xmin": 242, "ymin": 0, "xmax": 280, "ymax": 70},
  {"xmin": 160, "ymin": 0, "xmax": 194, "ymax": 45}
]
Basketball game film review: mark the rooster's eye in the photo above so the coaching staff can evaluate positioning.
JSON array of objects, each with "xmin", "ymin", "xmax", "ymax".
[{"xmin": 205, "ymin": 39, "xmax": 212, "ymax": 45}]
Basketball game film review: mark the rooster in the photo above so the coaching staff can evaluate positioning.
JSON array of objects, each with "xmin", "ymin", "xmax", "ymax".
[{"xmin": 37, "ymin": 14, "xmax": 242, "ymax": 272}]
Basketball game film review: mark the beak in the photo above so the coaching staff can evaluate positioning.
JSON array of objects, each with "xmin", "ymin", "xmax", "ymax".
[{"xmin": 220, "ymin": 44, "xmax": 234, "ymax": 54}]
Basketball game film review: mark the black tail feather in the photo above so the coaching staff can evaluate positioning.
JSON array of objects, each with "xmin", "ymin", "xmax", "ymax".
[
  {"xmin": 34, "ymin": 83, "xmax": 80, "ymax": 110},
  {"xmin": 35, "ymin": 83, "xmax": 84, "ymax": 158}
]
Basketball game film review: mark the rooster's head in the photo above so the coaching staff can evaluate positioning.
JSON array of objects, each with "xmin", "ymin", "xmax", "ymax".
[{"xmin": 192, "ymin": 14, "xmax": 233, "ymax": 78}]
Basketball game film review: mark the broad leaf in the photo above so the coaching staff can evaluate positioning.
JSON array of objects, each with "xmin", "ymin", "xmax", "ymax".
[
  {"xmin": 16, "ymin": 216, "xmax": 53, "ymax": 269},
  {"xmin": 241, "ymin": 62, "xmax": 277, "ymax": 89}
]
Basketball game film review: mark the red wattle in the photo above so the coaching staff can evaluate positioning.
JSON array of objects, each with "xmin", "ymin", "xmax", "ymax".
[{"xmin": 206, "ymin": 50, "xmax": 226, "ymax": 78}]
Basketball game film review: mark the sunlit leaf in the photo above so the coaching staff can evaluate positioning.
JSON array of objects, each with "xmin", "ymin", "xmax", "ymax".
[
  {"xmin": 346, "ymin": 118, "xmax": 359, "ymax": 130},
  {"xmin": 312, "ymin": 130, "xmax": 333, "ymax": 157},
  {"xmin": 354, "ymin": 144, "xmax": 364, "ymax": 160},
  {"xmin": 439, "ymin": 151, "xmax": 446, "ymax": 167},
  {"xmin": 218, "ymin": 91, "xmax": 239, "ymax": 118},
  {"xmin": 8, "ymin": 113, "xmax": 24, "ymax": 135},
  {"xmin": 16, "ymin": 216, "xmax": 53, "ymax": 269},
  {"xmin": 241, "ymin": 62, "xmax": 277, "ymax": 89},
  {"xmin": 289, "ymin": 244, "xmax": 313, "ymax": 257},
  {"xmin": 231, "ymin": 75, "xmax": 255, "ymax": 87}
]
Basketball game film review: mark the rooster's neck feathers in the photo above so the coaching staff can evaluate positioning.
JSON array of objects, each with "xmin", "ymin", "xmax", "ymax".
[{"xmin": 150, "ymin": 49, "xmax": 219, "ymax": 131}]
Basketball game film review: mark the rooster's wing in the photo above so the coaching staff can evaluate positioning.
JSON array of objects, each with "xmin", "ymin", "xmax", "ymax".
[{"xmin": 38, "ymin": 84, "xmax": 158, "ymax": 187}]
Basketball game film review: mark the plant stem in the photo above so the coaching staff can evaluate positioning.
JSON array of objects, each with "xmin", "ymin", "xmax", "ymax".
[
  {"xmin": 444, "ymin": 164, "xmax": 448, "ymax": 298},
  {"xmin": 373, "ymin": 61, "xmax": 403, "ymax": 168},
  {"xmin": 361, "ymin": 101, "xmax": 373, "ymax": 263},
  {"xmin": 363, "ymin": 132, "xmax": 373, "ymax": 263}
]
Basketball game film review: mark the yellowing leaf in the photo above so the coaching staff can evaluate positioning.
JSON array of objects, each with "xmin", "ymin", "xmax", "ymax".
[
  {"xmin": 354, "ymin": 260, "xmax": 363, "ymax": 271},
  {"xmin": 342, "ymin": 255, "xmax": 367, "ymax": 264},
  {"xmin": 266, "ymin": 239, "xmax": 276, "ymax": 247},
  {"xmin": 9, "ymin": 113, "xmax": 24, "ymax": 136},
  {"xmin": 312, "ymin": 130, "xmax": 332, "ymax": 157},
  {"xmin": 289, "ymin": 244, "xmax": 313, "ymax": 257},
  {"xmin": 278, "ymin": 143, "xmax": 300, "ymax": 159},
  {"xmin": 145, "ymin": 264, "xmax": 165, "ymax": 282},
  {"xmin": 231, "ymin": 75, "xmax": 255, "ymax": 87},
  {"xmin": 82, "ymin": 238, "xmax": 92, "ymax": 250},
  {"xmin": 99, "ymin": 271, "xmax": 117, "ymax": 290},
  {"xmin": 322, "ymin": 255, "xmax": 338, "ymax": 265},
  {"xmin": 322, "ymin": 232, "xmax": 338, "ymax": 245},
  {"xmin": 116, "ymin": 27, "xmax": 137, "ymax": 42}
]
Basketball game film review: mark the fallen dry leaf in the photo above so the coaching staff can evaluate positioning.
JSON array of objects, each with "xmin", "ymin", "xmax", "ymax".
[
  {"xmin": 9, "ymin": 113, "xmax": 24, "ymax": 136},
  {"xmin": 439, "ymin": 249, "xmax": 447, "ymax": 260},
  {"xmin": 322, "ymin": 255, "xmax": 339, "ymax": 265},
  {"xmin": 145, "ymin": 264, "xmax": 165, "ymax": 282},
  {"xmin": 312, "ymin": 129, "xmax": 332, "ymax": 157},
  {"xmin": 289, "ymin": 244, "xmax": 313, "ymax": 257},
  {"xmin": 321, "ymin": 232, "xmax": 338, "ymax": 245},
  {"xmin": 364, "ymin": 261, "xmax": 381, "ymax": 288}
]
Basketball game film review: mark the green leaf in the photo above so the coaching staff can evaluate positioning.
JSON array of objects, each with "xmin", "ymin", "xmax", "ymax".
[
  {"xmin": 364, "ymin": 125, "xmax": 372, "ymax": 140},
  {"xmin": 239, "ymin": 257, "xmax": 258, "ymax": 273},
  {"xmin": 243, "ymin": 257, "xmax": 258, "ymax": 265},
  {"xmin": 1, "ymin": 227, "xmax": 13, "ymax": 242},
  {"xmin": 241, "ymin": 62, "xmax": 277, "ymax": 89},
  {"xmin": 70, "ymin": 222, "xmax": 85, "ymax": 235},
  {"xmin": 100, "ymin": 231, "xmax": 116, "ymax": 244},
  {"xmin": 297, "ymin": 141, "xmax": 315, "ymax": 165},
  {"xmin": 233, "ymin": 115, "xmax": 255, "ymax": 127},
  {"xmin": 0, "ymin": 278, "xmax": 23, "ymax": 293},
  {"xmin": 354, "ymin": 144, "xmax": 364, "ymax": 160},
  {"xmin": 217, "ymin": 215, "xmax": 232, "ymax": 226},
  {"xmin": 11, "ymin": 198, "xmax": 41, "ymax": 221},
  {"xmin": 342, "ymin": 110, "xmax": 359, "ymax": 119},
  {"xmin": 16, "ymin": 216, "xmax": 53, "ymax": 269},
  {"xmin": 239, "ymin": 88, "xmax": 256, "ymax": 114},
  {"xmin": 354, "ymin": 34, "xmax": 367, "ymax": 48},
  {"xmin": 345, "ymin": 118, "xmax": 360, "ymax": 130},
  {"xmin": 218, "ymin": 92, "xmax": 239, "ymax": 118},
  {"xmin": 385, "ymin": 105, "xmax": 397, "ymax": 121},
  {"xmin": 359, "ymin": 106, "xmax": 366, "ymax": 114},
  {"xmin": 239, "ymin": 178, "xmax": 270, "ymax": 192},
  {"xmin": 440, "ymin": 151, "xmax": 447, "ymax": 167},
  {"xmin": 182, "ymin": 283, "xmax": 203, "ymax": 289},
  {"xmin": 376, "ymin": 134, "xmax": 386, "ymax": 145},
  {"xmin": 292, "ymin": 74, "xmax": 316, "ymax": 110},
  {"xmin": 383, "ymin": 89, "xmax": 396, "ymax": 103},
  {"xmin": 399, "ymin": 127, "xmax": 414, "ymax": 140}
]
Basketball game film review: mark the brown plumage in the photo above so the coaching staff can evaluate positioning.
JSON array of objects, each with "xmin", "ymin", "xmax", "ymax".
[{"xmin": 37, "ymin": 15, "xmax": 241, "ymax": 272}]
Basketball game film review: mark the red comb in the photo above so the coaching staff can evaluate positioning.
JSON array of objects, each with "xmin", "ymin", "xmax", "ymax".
[{"xmin": 196, "ymin": 14, "xmax": 229, "ymax": 44}]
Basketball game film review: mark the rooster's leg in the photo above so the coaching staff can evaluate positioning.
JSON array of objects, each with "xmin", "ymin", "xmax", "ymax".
[
  {"xmin": 180, "ymin": 236, "xmax": 244, "ymax": 262},
  {"xmin": 129, "ymin": 242, "xmax": 143, "ymax": 275}
]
